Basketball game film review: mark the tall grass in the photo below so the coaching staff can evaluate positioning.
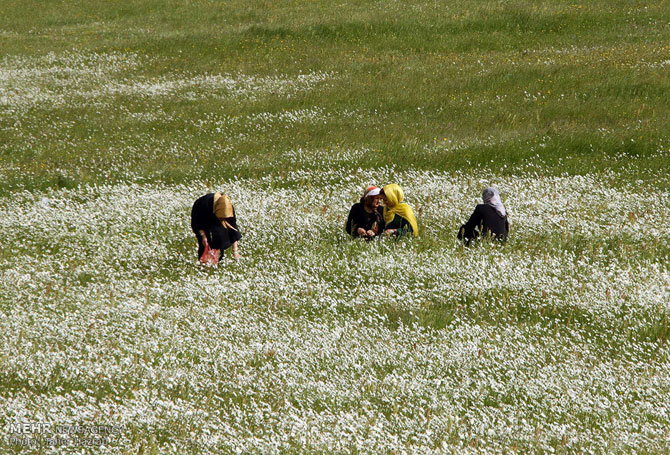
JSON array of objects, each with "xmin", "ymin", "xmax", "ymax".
[
  {"xmin": 1, "ymin": 0, "xmax": 669, "ymax": 191},
  {"xmin": 1, "ymin": 1, "xmax": 670, "ymax": 454}
]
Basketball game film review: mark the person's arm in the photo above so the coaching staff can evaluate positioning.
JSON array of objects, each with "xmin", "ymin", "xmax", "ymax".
[
  {"xmin": 349, "ymin": 223, "xmax": 366, "ymax": 237},
  {"xmin": 345, "ymin": 207, "xmax": 355, "ymax": 235},
  {"xmin": 198, "ymin": 230, "xmax": 209, "ymax": 246},
  {"xmin": 389, "ymin": 218, "xmax": 412, "ymax": 238},
  {"xmin": 397, "ymin": 218, "xmax": 413, "ymax": 237},
  {"xmin": 230, "ymin": 208, "xmax": 240, "ymax": 258},
  {"xmin": 384, "ymin": 217, "xmax": 412, "ymax": 238},
  {"xmin": 346, "ymin": 205, "xmax": 366, "ymax": 237},
  {"xmin": 457, "ymin": 225, "xmax": 465, "ymax": 240},
  {"xmin": 459, "ymin": 206, "xmax": 483, "ymax": 242}
]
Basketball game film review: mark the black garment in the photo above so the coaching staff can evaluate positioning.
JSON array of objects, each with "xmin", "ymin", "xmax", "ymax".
[
  {"xmin": 191, "ymin": 193, "xmax": 241, "ymax": 259},
  {"xmin": 458, "ymin": 204, "xmax": 509, "ymax": 246},
  {"xmin": 384, "ymin": 213, "xmax": 413, "ymax": 238},
  {"xmin": 345, "ymin": 199, "xmax": 385, "ymax": 238}
]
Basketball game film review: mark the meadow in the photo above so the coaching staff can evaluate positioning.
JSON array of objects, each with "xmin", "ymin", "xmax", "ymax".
[{"xmin": 1, "ymin": 0, "xmax": 670, "ymax": 453}]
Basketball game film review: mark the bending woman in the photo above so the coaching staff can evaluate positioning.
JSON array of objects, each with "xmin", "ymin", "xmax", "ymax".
[
  {"xmin": 458, "ymin": 187, "xmax": 509, "ymax": 246},
  {"xmin": 191, "ymin": 191, "xmax": 241, "ymax": 261},
  {"xmin": 346, "ymin": 186, "xmax": 385, "ymax": 239},
  {"xmin": 381, "ymin": 184, "xmax": 418, "ymax": 238}
]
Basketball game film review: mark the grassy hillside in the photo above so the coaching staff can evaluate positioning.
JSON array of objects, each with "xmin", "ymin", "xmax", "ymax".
[
  {"xmin": 1, "ymin": 1, "xmax": 669, "ymax": 454},
  {"xmin": 1, "ymin": 0, "xmax": 669, "ymax": 191}
]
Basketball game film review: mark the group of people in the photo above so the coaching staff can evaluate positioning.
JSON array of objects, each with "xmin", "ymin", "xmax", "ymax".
[
  {"xmin": 345, "ymin": 183, "xmax": 508, "ymax": 245},
  {"xmin": 345, "ymin": 184, "xmax": 419, "ymax": 239},
  {"xmin": 190, "ymin": 184, "xmax": 509, "ymax": 263}
]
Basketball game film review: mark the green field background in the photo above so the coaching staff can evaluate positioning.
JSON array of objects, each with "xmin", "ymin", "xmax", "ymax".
[
  {"xmin": 1, "ymin": 1, "xmax": 670, "ymax": 454},
  {"xmin": 2, "ymin": 0, "xmax": 669, "ymax": 190}
]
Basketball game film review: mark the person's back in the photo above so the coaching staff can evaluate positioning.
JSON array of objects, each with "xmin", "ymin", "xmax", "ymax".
[{"xmin": 191, "ymin": 193, "xmax": 219, "ymax": 232}]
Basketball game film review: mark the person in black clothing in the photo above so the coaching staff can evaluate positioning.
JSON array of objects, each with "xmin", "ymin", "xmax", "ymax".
[
  {"xmin": 191, "ymin": 192, "xmax": 241, "ymax": 260},
  {"xmin": 458, "ymin": 187, "xmax": 509, "ymax": 246},
  {"xmin": 345, "ymin": 186, "xmax": 385, "ymax": 239}
]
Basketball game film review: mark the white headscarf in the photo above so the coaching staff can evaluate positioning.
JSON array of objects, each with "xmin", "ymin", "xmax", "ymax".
[{"xmin": 482, "ymin": 187, "xmax": 506, "ymax": 217}]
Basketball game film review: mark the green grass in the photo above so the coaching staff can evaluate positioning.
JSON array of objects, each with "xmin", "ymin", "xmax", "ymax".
[
  {"xmin": 2, "ymin": 1, "xmax": 670, "ymax": 453},
  {"xmin": 2, "ymin": 0, "xmax": 670, "ymax": 191}
]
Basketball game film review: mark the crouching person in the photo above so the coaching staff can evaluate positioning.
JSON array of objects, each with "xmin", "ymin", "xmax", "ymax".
[
  {"xmin": 381, "ymin": 184, "xmax": 418, "ymax": 238},
  {"xmin": 346, "ymin": 186, "xmax": 385, "ymax": 239},
  {"xmin": 191, "ymin": 191, "xmax": 241, "ymax": 263},
  {"xmin": 458, "ymin": 187, "xmax": 509, "ymax": 246}
]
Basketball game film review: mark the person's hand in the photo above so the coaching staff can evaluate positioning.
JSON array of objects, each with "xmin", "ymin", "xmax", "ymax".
[
  {"xmin": 366, "ymin": 230, "xmax": 376, "ymax": 237},
  {"xmin": 199, "ymin": 230, "xmax": 208, "ymax": 246},
  {"xmin": 384, "ymin": 229, "xmax": 396, "ymax": 236},
  {"xmin": 357, "ymin": 228, "xmax": 367, "ymax": 237}
]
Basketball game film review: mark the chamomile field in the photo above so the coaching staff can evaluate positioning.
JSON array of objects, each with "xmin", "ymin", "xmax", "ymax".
[{"xmin": 1, "ymin": 1, "xmax": 670, "ymax": 453}]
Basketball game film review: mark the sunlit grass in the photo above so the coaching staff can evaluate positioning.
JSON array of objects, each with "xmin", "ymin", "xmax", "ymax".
[{"xmin": 1, "ymin": 0, "xmax": 670, "ymax": 453}]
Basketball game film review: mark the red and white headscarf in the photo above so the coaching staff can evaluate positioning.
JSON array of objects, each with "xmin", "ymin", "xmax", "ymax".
[{"xmin": 363, "ymin": 185, "xmax": 381, "ymax": 198}]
